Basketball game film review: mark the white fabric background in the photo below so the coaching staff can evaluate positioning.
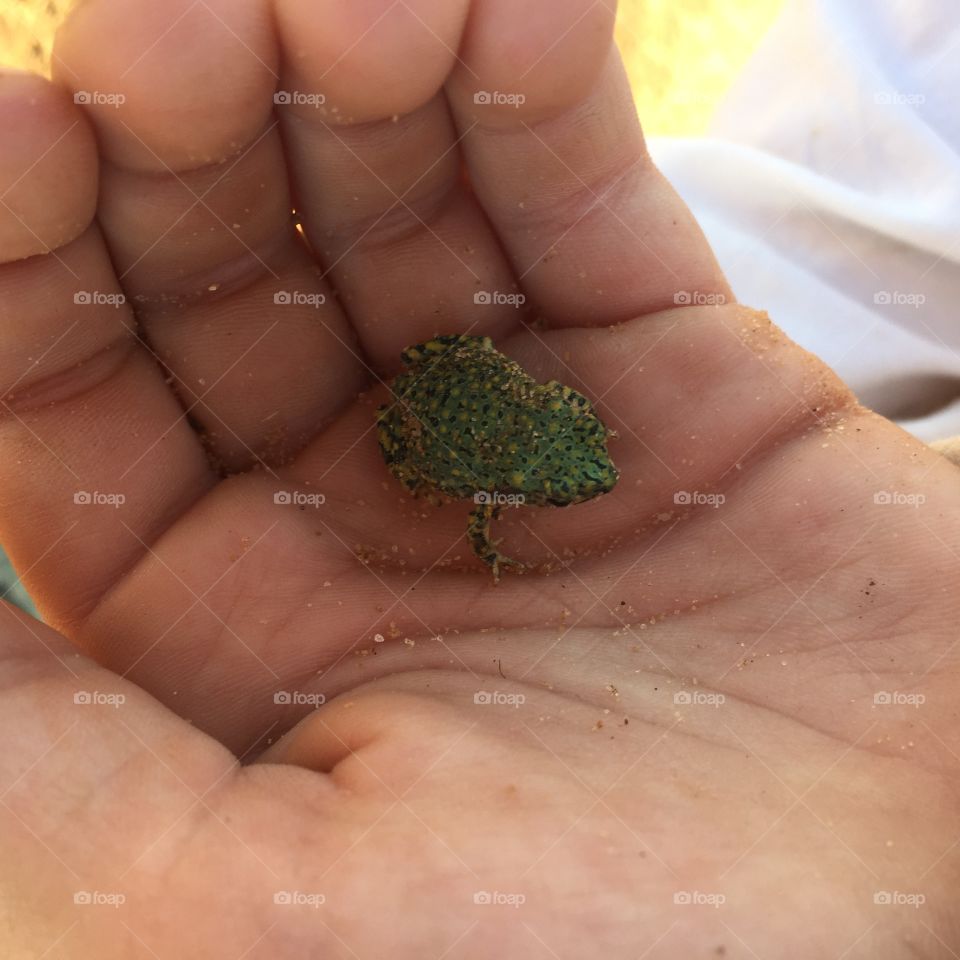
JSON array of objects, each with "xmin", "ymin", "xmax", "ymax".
[{"xmin": 650, "ymin": 0, "xmax": 960, "ymax": 441}]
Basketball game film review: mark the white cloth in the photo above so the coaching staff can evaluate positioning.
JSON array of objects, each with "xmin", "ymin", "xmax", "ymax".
[{"xmin": 649, "ymin": 0, "xmax": 960, "ymax": 442}]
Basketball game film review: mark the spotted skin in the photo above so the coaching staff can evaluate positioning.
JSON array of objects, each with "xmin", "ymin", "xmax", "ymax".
[{"xmin": 377, "ymin": 334, "xmax": 619, "ymax": 580}]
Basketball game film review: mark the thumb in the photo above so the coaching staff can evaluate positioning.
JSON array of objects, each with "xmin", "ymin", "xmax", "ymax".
[{"xmin": 0, "ymin": 602, "xmax": 235, "ymax": 948}]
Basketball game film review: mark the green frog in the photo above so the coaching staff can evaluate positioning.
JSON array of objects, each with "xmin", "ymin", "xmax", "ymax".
[{"xmin": 377, "ymin": 334, "xmax": 619, "ymax": 580}]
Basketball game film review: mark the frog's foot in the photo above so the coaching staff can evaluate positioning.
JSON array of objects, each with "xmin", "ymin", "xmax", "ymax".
[
  {"xmin": 468, "ymin": 504, "xmax": 524, "ymax": 583},
  {"xmin": 488, "ymin": 547, "xmax": 525, "ymax": 583}
]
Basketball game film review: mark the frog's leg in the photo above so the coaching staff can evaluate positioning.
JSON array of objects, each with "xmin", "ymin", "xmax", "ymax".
[{"xmin": 467, "ymin": 504, "xmax": 523, "ymax": 582}]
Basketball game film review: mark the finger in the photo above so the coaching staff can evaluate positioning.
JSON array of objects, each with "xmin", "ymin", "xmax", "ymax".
[
  {"xmin": 446, "ymin": 0, "xmax": 732, "ymax": 327},
  {"xmin": 0, "ymin": 69, "xmax": 94, "ymax": 260},
  {"xmin": 52, "ymin": 0, "xmax": 368, "ymax": 471},
  {"xmin": 273, "ymin": 0, "xmax": 524, "ymax": 370},
  {"xmin": 0, "ymin": 73, "xmax": 213, "ymax": 632}
]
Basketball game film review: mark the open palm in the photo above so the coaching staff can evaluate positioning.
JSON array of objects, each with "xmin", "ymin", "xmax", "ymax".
[{"xmin": 1, "ymin": 0, "xmax": 958, "ymax": 956}]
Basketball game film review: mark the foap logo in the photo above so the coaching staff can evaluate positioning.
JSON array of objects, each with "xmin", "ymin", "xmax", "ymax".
[
  {"xmin": 474, "ymin": 690, "xmax": 526, "ymax": 708},
  {"xmin": 874, "ymin": 290, "xmax": 925, "ymax": 307},
  {"xmin": 74, "ymin": 291, "xmax": 126, "ymax": 308},
  {"xmin": 474, "ymin": 290, "xmax": 526, "ymax": 307},
  {"xmin": 274, "ymin": 490, "xmax": 326, "ymax": 508},
  {"xmin": 274, "ymin": 90, "xmax": 327, "ymax": 108},
  {"xmin": 74, "ymin": 91, "xmax": 126, "ymax": 108},
  {"xmin": 474, "ymin": 491, "xmax": 525, "ymax": 507},
  {"xmin": 273, "ymin": 890, "xmax": 325, "ymax": 908},
  {"xmin": 874, "ymin": 91, "xmax": 925, "ymax": 106},
  {"xmin": 874, "ymin": 691, "xmax": 926, "ymax": 708},
  {"xmin": 274, "ymin": 690, "xmax": 326, "ymax": 707},
  {"xmin": 674, "ymin": 290, "xmax": 726, "ymax": 306},
  {"xmin": 673, "ymin": 891, "xmax": 726, "ymax": 908},
  {"xmin": 74, "ymin": 691, "xmax": 126, "ymax": 708},
  {"xmin": 274, "ymin": 291, "xmax": 326, "ymax": 308},
  {"xmin": 874, "ymin": 890, "xmax": 925, "ymax": 908},
  {"xmin": 473, "ymin": 890, "xmax": 526, "ymax": 907},
  {"xmin": 674, "ymin": 690, "xmax": 726, "ymax": 708},
  {"xmin": 674, "ymin": 491, "xmax": 725, "ymax": 509},
  {"xmin": 74, "ymin": 891, "xmax": 126, "ymax": 908},
  {"xmin": 873, "ymin": 490, "xmax": 925, "ymax": 508},
  {"xmin": 473, "ymin": 91, "xmax": 526, "ymax": 108},
  {"xmin": 74, "ymin": 491, "xmax": 126, "ymax": 508}
]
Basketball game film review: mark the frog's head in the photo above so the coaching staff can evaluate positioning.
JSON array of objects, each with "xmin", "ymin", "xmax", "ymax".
[
  {"xmin": 541, "ymin": 425, "xmax": 619, "ymax": 507},
  {"xmin": 515, "ymin": 382, "xmax": 619, "ymax": 508}
]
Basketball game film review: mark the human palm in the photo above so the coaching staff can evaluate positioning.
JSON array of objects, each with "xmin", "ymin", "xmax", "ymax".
[{"xmin": 1, "ymin": 0, "xmax": 958, "ymax": 956}]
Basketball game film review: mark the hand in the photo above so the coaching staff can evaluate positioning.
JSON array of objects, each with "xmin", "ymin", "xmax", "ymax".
[{"xmin": 1, "ymin": 0, "xmax": 958, "ymax": 955}]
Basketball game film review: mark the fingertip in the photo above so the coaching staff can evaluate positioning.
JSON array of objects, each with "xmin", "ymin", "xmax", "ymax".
[
  {"xmin": 52, "ymin": 0, "xmax": 279, "ymax": 171},
  {"xmin": 0, "ymin": 72, "xmax": 98, "ymax": 262},
  {"xmin": 450, "ymin": 0, "xmax": 616, "ymax": 126},
  {"xmin": 274, "ymin": 0, "xmax": 469, "ymax": 124}
]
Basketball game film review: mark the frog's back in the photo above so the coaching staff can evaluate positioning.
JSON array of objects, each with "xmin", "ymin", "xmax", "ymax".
[{"xmin": 378, "ymin": 337, "xmax": 533, "ymax": 497}]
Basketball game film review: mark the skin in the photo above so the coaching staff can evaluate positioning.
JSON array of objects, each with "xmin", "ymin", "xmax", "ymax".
[
  {"xmin": 376, "ymin": 334, "xmax": 619, "ymax": 579},
  {"xmin": 0, "ymin": 0, "xmax": 958, "ymax": 957}
]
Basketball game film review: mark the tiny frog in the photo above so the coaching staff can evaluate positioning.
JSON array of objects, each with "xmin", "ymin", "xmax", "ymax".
[{"xmin": 377, "ymin": 334, "xmax": 619, "ymax": 580}]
